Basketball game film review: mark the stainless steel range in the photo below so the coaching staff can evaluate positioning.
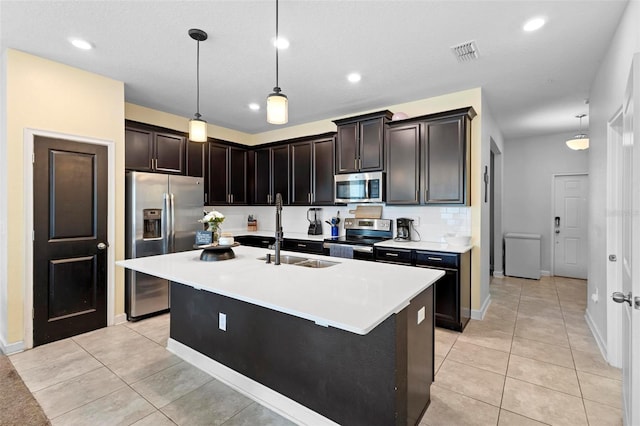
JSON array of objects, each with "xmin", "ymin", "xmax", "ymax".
[{"xmin": 324, "ymin": 218, "xmax": 393, "ymax": 261}]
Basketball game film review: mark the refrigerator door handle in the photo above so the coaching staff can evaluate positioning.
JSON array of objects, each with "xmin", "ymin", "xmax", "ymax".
[
  {"xmin": 162, "ymin": 193, "xmax": 171, "ymax": 254},
  {"xmin": 169, "ymin": 192, "xmax": 176, "ymax": 253}
]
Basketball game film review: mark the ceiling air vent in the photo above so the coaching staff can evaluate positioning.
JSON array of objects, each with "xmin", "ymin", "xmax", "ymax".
[{"xmin": 451, "ymin": 40, "xmax": 479, "ymax": 62}]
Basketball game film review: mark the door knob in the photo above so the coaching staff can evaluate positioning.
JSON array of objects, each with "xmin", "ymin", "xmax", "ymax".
[
  {"xmin": 612, "ymin": 291, "xmax": 632, "ymax": 306},
  {"xmin": 97, "ymin": 242, "xmax": 108, "ymax": 250}
]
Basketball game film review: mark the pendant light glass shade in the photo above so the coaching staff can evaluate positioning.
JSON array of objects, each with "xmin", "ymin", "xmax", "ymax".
[
  {"xmin": 566, "ymin": 114, "xmax": 589, "ymax": 150},
  {"xmin": 188, "ymin": 28, "xmax": 208, "ymax": 142},
  {"xmin": 189, "ymin": 117, "xmax": 208, "ymax": 142},
  {"xmin": 267, "ymin": 88, "xmax": 288, "ymax": 124},
  {"xmin": 267, "ymin": 0, "xmax": 288, "ymax": 124},
  {"xmin": 566, "ymin": 135, "xmax": 589, "ymax": 150}
]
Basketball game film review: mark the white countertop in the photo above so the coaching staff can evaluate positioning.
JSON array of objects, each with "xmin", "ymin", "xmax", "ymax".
[
  {"xmin": 229, "ymin": 230, "xmax": 472, "ymax": 252},
  {"xmin": 374, "ymin": 239, "xmax": 472, "ymax": 253},
  {"xmin": 116, "ymin": 245, "xmax": 443, "ymax": 335},
  {"xmin": 226, "ymin": 229, "xmax": 328, "ymax": 242}
]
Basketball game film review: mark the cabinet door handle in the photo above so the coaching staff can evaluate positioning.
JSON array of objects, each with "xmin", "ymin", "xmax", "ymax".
[
  {"xmin": 427, "ymin": 257, "xmax": 442, "ymax": 261},
  {"xmin": 354, "ymin": 158, "xmax": 358, "ymax": 170},
  {"xmin": 308, "ymin": 193, "xmax": 311, "ymax": 204},
  {"xmin": 386, "ymin": 252, "xmax": 399, "ymax": 257},
  {"xmin": 297, "ymin": 243, "xmax": 307, "ymax": 248},
  {"xmin": 358, "ymin": 158, "xmax": 362, "ymax": 170}
]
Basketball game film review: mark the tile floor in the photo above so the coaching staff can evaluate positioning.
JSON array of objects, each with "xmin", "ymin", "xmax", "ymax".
[
  {"xmin": 9, "ymin": 276, "xmax": 622, "ymax": 425},
  {"xmin": 421, "ymin": 275, "xmax": 623, "ymax": 426},
  {"xmin": 9, "ymin": 314, "xmax": 294, "ymax": 425}
]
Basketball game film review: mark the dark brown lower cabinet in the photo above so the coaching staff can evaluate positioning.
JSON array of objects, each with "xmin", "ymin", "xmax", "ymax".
[{"xmin": 415, "ymin": 250, "xmax": 471, "ymax": 331}]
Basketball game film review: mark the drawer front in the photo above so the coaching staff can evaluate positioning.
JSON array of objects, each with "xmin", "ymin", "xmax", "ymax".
[
  {"xmin": 235, "ymin": 235, "xmax": 275, "ymax": 248},
  {"xmin": 375, "ymin": 247, "xmax": 413, "ymax": 265},
  {"xmin": 283, "ymin": 239, "xmax": 325, "ymax": 255},
  {"xmin": 415, "ymin": 251, "xmax": 458, "ymax": 269}
]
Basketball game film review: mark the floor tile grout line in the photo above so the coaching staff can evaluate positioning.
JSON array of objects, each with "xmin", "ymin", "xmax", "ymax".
[
  {"xmin": 45, "ymin": 324, "xmax": 183, "ymax": 423},
  {"xmin": 497, "ymin": 280, "xmax": 521, "ymax": 423}
]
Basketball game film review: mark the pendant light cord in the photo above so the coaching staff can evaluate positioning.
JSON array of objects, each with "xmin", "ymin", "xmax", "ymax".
[
  {"xmin": 196, "ymin": 39, "xmax": 201, "ymax": 119},
  {"xmin": 275, "ymin": 0, "xmax": 279, "ymax": 89}
]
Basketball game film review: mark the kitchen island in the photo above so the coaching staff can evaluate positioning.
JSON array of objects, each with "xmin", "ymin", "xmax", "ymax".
[{"xmin": 117, "ymin": 245, "xmax": 444, "ymax": 425}]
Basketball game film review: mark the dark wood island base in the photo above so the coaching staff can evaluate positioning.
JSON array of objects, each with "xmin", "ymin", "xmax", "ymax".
[{"xmin": 169, "ymin": 282, "xmax": 434, "ymax": 426}]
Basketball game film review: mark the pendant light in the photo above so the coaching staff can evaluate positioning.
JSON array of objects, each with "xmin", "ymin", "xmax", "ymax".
[
  {"xmin": 188, "ymin": 28, "xmax": 208, "ymax": 142},
  {"xmin": 566, "ymin": 114, "xmax": 589, "ymax": 150},
  {"xmin": 267, "ymin": 0, "xmax": 288, "ymax": 124}
]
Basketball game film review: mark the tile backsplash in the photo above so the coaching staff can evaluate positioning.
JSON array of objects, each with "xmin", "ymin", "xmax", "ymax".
[{"xmin": 205, "ymin": 204, "xmax": 471, "ymax": 243}]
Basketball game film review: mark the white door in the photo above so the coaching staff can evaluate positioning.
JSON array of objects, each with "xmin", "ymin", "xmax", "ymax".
[
  {"xmin": 613, "ymin": 53, "xmax": 640, "ymax": 426},
  {"xmin": 553, "ymin": 174, "xmax": 588, "ymax": 278}
]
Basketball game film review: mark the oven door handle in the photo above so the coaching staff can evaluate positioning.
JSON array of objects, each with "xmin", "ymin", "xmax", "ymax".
[{"xmin": 323, "ymin": 243, "xmax": 373, "ymax": 254}]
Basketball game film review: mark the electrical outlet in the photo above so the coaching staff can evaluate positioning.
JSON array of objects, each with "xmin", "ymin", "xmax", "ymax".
[
  {"xmin": 407, "ymin": 216, "xmax": 420, "ymax": 226},
  {"xmin": 219, "ymin": 312, "xmax": 227, "ymax": 331},
  {"xmin": 417, "ymin": 306, "xmax": 425, "ymax": 325}
]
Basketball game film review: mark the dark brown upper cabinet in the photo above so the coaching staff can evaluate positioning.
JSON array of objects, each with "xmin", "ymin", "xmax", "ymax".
[
  {"xmin": 385, "ymin": 107, "xmax": 475, "ymax": 206},
  {"xmin": 186, "ymin": 140, "xmax": 206, "ymax": 178},
  {"xmin": 290, "ymin": 135, "xmax": 335, "ymax": 205},
  {"xmin": 386, "ymin": 123, "xmax": 421, "ymax": 205},
  {"xmin": 253, "ymin": 145, "xmax": 290, "ymax": 205},
  {"xmin": 206, "ymin": 142, "xmax": 248, "ymax": 205},
  {"xmin": 422, "ymin": 109, "xmax": 474, "ymax": 205},
  {"xmin": 333, "ymin": 110, "xmax": 393, "ymax": 174},
  {"xmin": 125, "ymin": 125, "xmax": 185, "ymax": 174}
]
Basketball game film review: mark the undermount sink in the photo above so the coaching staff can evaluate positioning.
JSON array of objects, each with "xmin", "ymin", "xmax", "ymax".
[
  {"xmin": 257, "ymin": 255, "xmax": 308, "ymax": 264},
  {"xmin": 257, "ymin": 255, "xmax": 339, "ymax": 268},
  {"xmin": 294, "ymin": 259, "xmax": 340, "ymax": 269}
]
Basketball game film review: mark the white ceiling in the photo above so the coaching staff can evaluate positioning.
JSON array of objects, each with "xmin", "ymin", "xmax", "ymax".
[{"xmin": 0, "ymin": 0, "xmax": 628, "ymax": 138}]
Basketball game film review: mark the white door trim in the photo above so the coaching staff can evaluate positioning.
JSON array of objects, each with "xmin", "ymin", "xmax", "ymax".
[
  {"xmin": 23, "ymin": 128, "xmax": 115, "ymax": 350},
  {"xmin": 550, "ymin": 172, "xmax": 588, "ymax": 277},
  {"xmin": 606, "ymin": 108, "xmax": 624, "ymax": 367}
]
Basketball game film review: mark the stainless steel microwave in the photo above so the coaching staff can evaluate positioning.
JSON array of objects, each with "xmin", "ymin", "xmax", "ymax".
[{"xmin": 334, "ymin": 172, "xmax": 384, "ymax": 203}]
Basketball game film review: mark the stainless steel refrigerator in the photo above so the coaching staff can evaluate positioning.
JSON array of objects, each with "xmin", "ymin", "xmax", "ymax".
[{"xmin": 125, "ymin": 171, "xmax": 204, "ymax": 320}]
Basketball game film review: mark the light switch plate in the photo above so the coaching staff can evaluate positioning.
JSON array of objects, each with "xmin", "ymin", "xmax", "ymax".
[
  {"xmin": 219, "ymin": 312, "xmax": 227, "ymax": 331},
  {"xmin": 417, "ymin": 307, "xmax": 425, "ymax": 325}
]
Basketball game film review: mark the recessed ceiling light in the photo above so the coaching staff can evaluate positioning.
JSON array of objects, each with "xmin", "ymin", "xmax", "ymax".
[
  {"xmin": 69, "ymin": 38, "xmax": 93, "ymax": 50},
  {"xmin": 347, "ymin": 73, "xmax": 361, "ymax": 83},
  {"xmin": 523, "ymin": 17, "xmax": 546, "ymax": 32},
  {"xmin": 249, "ymin": 103, "xmax": 260, "ymax": 111},
  {"xmin": 273, "ymin": 37, "xmax": 289, "ymax": 49}
]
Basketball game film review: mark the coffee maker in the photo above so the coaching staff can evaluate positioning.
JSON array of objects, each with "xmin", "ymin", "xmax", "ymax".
[
  {"xmin": 307, "ymin": 208, "xmax": 323, "ymax": 235},
  {"xmin": 396, "ymin": 218, "xmax": 413, "ymax": 241}
]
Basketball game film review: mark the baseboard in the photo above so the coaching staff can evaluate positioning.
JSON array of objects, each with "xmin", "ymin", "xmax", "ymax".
[
  {"xmin": 492, "ymin": 270, "xmax": 504, "ymax": 278},
  {"xmin": 584, "ymin": 309, "xmax": 608, "ymax": 361},
  {"xmin": 0, "ymin": 335, "xmax": 25, "ymax": 355},
  {"xmin": 113, "ymin": 313, "xmax": 127, "ymax": 325},
  {"xmin": 541, "ymin": 270, "xmax": 551, "ymax": 276},
  {"xmin": 471, "ymin": 294, "xmax": 491, "ymax": 320},
  {"xmin": 167, "ymin": 338, "xmax": 338, "ymax": 426}
]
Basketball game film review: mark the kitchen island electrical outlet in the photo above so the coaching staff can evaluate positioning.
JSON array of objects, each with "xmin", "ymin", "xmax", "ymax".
[
  {"xmin": 417, "ymin": 306, "xmax": 425, "ymax": 325},
  {"xmin": 219, "ymin": 312, "xmax": 227, "ymax": 331}
]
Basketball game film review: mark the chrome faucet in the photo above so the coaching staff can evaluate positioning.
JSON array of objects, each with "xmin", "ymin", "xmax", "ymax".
[{"xmin": 274, "ymin": 193, "xmax": 283, "ymax": 265}]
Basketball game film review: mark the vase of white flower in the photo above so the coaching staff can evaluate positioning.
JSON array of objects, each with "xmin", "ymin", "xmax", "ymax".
[{"xmin": 199, "ymin": 210, "xmax": 225, "ymax": 244}]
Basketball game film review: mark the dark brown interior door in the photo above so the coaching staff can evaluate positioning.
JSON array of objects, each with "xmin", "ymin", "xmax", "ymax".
[{"xmin": 33, "ymin": 136, "xmax": 108, "ymax": 346}]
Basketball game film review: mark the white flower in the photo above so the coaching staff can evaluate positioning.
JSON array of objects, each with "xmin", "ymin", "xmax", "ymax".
[{"xmin": 199, "ymin": 210, "xmax": 225, "ymax": 224}]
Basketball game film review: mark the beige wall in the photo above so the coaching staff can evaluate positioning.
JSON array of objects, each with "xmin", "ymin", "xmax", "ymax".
[
  {"xmin": 4, "ymin": 49, "xmax": 125, "ymax": 345},
  {"xmin": 125, "ymin": 88, "xmax": 486, "ymax": 312}
]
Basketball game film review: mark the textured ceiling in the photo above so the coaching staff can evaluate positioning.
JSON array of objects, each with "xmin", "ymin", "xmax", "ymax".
[{"xmin": 0, "ymin": 0, "xmax": 628, "ymax": 138}]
